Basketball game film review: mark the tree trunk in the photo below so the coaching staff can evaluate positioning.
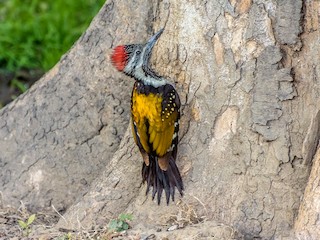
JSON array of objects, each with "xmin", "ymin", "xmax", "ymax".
[{"xmin": 1, "ymin": 0, "xmax": 319, "ymax": 238}]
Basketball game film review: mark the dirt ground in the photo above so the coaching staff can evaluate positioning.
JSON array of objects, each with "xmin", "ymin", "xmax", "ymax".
[
  {"xmin": 0, "ymin": 200, "xmax": 60, "ymax": 239},
  {"xmin": 0, "ymin": 200, "xmax": 242, "ymax": 240}
]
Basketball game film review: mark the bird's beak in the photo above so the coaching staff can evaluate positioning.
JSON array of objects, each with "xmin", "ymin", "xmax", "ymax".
[{"xmin": 143, "ymin": 28, "xmax": 164, "ymax": 64}]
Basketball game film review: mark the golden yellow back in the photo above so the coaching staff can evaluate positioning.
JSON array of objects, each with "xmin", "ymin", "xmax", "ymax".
[{"xmin": 131, "ymin": 88, "xmax": 177, "ymax": 157}]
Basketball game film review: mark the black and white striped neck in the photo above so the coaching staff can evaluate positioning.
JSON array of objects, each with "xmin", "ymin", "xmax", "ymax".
[{"xmin": 128, "ymin": 65, "xmax": 167, "ymax": 88}]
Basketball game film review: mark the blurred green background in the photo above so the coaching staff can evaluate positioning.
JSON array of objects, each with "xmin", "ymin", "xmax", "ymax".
[{"xmin": 0, "ymin": 0, "xmax": 105, "ymax": 108}]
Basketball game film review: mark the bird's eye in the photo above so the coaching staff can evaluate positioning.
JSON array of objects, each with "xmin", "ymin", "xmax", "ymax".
[{"xmin": 136, "ymin": 50, "xmax": 141, "ymax": 55}]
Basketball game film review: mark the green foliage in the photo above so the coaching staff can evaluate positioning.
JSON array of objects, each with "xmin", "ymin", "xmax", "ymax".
[
  {"xmin": 18, "ymin": 214, "xmax": 36, "ymax": 236},
  {"xmin": 108, "ymin": 213, "xmax": 133, "ymax": 232},
  {"xmin": 10, "ymin": 79, "xmax": 28, "ymax": 93},
  {"xmin": 0, "ymin": 0, "xmax": 104, "ymax": 72},
  {"xmin": 53, "ymin": 232, "xmax": 72, "ymax": 240}
]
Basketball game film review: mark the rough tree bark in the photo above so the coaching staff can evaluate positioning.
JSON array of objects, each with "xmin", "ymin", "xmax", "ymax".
[{"xmin": 1, "ymin": 0, "xmax": 320, "ymax": 239}]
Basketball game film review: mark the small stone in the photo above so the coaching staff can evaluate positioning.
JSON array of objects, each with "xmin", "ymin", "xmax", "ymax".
[{"xmin": 167, "ymin": 224, "xmax": 178, "ymax": 231}]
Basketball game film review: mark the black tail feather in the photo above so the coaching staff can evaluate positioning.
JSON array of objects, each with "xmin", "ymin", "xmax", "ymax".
[
  {"xmin": 169, "ymin": 160, "xmax": 184, "ymax": 194},
  {"xmin": 142, "ymin": 155, "xmax": 183, "ymax": 205}
]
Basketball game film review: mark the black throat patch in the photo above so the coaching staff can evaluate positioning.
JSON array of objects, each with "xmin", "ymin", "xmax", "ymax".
[{"xmin": 135, "ymin": 81, "xmax": 175, "ymax": 96}]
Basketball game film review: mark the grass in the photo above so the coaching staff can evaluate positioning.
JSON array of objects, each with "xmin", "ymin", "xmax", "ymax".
[
  {"xmin": 108, "ymin": 213, "xmax": 133, "ymax": 232},
  {"xmin": 0, "ymin": 0, "xmax": 105, "ymax": 107},
  {"xmin": 0, "ymin": 0, "xmax": 105, "ymax": 72},
  {"xmin": 17, "ymin": 213, "xmax": 36, "ymax": 237}
]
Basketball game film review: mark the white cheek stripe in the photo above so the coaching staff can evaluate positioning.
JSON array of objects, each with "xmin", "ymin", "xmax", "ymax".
[
  {"xmin": 125, "ymin": 52, "xmax": 137, "ymax": 72},
  {"xmin": 124, "ymin": 51, "xmax": 167, "ymax": 87}
]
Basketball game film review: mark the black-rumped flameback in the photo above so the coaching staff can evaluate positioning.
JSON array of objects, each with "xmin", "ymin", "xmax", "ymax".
[{"xmin": 111, "ymin": 29, "xmax": 183, "ymax": 204}]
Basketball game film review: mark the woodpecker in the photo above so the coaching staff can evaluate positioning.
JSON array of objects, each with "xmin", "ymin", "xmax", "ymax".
[{"xmin": 111, "ymin": 29, "xmax": 183, "ymax": 204}]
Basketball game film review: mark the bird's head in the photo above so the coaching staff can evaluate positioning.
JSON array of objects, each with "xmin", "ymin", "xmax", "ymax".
[{"xmin": 111, "ymin": 29, "xmax": 164, "ymax": 79}]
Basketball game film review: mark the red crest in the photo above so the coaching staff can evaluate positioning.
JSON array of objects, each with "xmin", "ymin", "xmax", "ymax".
[{"xmin": 111, "ymin": 45, "xmax": 128, "ymax": 72}]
